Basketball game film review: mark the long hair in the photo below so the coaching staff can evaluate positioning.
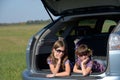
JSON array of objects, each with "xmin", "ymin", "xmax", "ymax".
[{"xmin": 47, "ymin": 40, "xmax": 68, "ymax": 70}]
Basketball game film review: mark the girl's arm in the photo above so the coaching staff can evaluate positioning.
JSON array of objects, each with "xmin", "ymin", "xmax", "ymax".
[
  {"xmin": 46, "ymin": 61, "xmax": 71, "ymax": 77},
  {"xmin": 55, "ymin": 62, "xmax": 71, "ymax": 77},
  {"xmin": 49, "ymin": 59, "xmax": 61, "ymax": 74},
  {"xmin": 73, "ymin": 63, "xmax": 83, "ymax": 73},
  {"xmin": 81, "ymin": 60, "xmax": 93, "ymax": 76}
]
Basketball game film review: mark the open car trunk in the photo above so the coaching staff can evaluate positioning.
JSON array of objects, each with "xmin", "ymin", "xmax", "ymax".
[{"xmin": 29, "ymin": 13, "xmax": 120, "ymax": 79}]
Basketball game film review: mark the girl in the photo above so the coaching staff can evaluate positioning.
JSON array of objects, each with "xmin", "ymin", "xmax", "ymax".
[
  {"xmin": 46, "ymin": 39, "xmax": 71, "ymax": 77},
  {"xmin": 73, "ymin": 44, "xmax": 105, "ymax": 76},
  {"xmin": 73, "ymin": 44, "xmax": 93, "ymax": 76}
]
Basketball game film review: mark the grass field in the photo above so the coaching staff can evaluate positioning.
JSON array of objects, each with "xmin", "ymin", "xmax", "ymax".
[{"xmin": 0, "ymin": 24, "xmax": 45, "ymax": 80}]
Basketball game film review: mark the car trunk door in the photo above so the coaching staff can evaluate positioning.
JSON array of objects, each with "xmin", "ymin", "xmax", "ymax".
[{"xmin": 41, "ymin": 0, "xmax": 120, "ymax": 16}]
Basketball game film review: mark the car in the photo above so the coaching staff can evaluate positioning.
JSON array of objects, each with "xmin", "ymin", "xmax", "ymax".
[{"xmin": 22, "ymin": 0, "xmax": 120, "ymax": 80}]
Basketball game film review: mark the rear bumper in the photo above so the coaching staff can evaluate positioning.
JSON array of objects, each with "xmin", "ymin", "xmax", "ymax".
[
  {"xmin": 22, "ymin": 70, "xmax": 47, "ymax": 80},
  {"xmin": 22, "ymin": 69, "xmax": 71, "ymax": 80},
  {"xmin": 22, "ymin": 69, "xmax": 120, "ymax": 80}
]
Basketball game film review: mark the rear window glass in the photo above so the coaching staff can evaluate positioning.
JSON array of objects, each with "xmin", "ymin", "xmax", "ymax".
[
  {"xmin": 78, "ymin": 19, "xmax": 97, "ymax": 29},
  {"xmin": 102, "ymin": 20, "xmax": 116, "ymax": 33}
]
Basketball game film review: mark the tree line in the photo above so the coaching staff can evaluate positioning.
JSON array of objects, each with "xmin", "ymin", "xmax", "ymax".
[
  {"xmin": 26, "ymin": 19, "xmax": 51, "ymax": 24},
  {"xmin": 0, "ymin": 19, "xmax": 52, "ymax": 26}
]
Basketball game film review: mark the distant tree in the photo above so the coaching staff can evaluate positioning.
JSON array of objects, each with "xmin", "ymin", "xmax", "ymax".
[{"xmin": 26, "ymin": 19, "xmax": 51, "ymax": 24}]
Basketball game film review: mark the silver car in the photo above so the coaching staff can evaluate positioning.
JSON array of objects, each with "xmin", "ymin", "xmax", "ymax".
[{"xmin": 22, "ymin": 0, "xmax": 120, "ymax": 80}]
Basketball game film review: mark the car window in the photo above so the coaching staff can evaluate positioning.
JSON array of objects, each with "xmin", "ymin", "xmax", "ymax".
[
  {"xmin": 68, "ymin": 19, "xmax": 97, "ymax": 36},
  {"xmin": 78, "ymin": 19, "xmax": 97, "ymax": 29},
  {"xmin": 102, "ymin": 20, "xmax": 117, "ymax": 33}
]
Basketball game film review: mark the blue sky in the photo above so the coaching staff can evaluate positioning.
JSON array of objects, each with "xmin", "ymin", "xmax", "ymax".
[{"xmin": 0, "ymin": 0, "xmax": 53, "ymax": 23}]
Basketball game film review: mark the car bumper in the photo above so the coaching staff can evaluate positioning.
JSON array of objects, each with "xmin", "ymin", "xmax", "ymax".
[
  {"xmin": 22, "ymin": 69, "xmax": 120, "ymax": 80},
  {"xmin": 22, "ymin": 69, "xmax": 72, "ymax": 80}
]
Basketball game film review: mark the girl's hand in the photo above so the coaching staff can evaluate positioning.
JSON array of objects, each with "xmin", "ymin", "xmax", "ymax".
[{"xmin": 46, "ymin": 74, "xmax": 55, "ymax": 78}]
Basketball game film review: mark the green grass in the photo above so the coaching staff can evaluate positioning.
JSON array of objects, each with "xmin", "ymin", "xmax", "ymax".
[{"xmin": 0, "ymin": 24, "xmax": 46, "ymax": 80}]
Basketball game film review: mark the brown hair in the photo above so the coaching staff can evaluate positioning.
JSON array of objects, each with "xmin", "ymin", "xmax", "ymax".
[
  {"xmin": 75, "ymin": 44, "xmax": 92, "ymax": 57},
  {"xmin": 47, "ymin": 40, "xmax": 68, "ymax": 70}
]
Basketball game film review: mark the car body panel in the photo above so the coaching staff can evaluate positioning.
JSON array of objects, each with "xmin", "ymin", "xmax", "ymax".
[
  {"xmin": 23, "ymin": 70, "xmax": 120, "ymax": 80},
  {"xmin": 109, "ymin": 50, "xmax": 120, "ymax": 74}
]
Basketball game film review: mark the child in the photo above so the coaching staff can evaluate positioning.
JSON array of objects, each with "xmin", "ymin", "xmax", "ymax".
[
  {"xmin": 73, "ymin": 44, "xmax": 105, "ymax": 76},
  {"xmin": 46, "ymin": 39, "xmax": 71, "ymax": 77},
  {"xmin": 73, "ymin": 44, "xmax": 93, "ymax": 76}
]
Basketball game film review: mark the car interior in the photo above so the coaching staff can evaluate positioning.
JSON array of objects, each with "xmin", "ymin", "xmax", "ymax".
[{"xmin": 34, "ymin": 14, "xmax": 119, "ymax": 77}]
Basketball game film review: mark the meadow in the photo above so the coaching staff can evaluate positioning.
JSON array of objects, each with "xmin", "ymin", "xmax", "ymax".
[{"xmin": 0, "ymin": 24, "xmax": 45, "ymax": 80}]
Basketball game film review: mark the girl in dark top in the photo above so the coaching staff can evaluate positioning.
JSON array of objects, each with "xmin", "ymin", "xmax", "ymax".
[
  {"xmin": 73, "ymin": 44, "xmax": 105, "ymax": 76},
  {"xmin": 73, "ymin": 44, "xmax": 93, "ymax": 76}
]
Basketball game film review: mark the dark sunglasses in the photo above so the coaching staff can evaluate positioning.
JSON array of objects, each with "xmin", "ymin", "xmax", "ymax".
[
  {"xmin": 55, "ymin": 49, "xmax": 65, "ymax": 53},
  {"xmin": 78, "ymin": 52, "xmax": 88, "ymax": 57}
]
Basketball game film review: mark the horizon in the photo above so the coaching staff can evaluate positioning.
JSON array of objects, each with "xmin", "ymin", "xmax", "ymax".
[{"xmin": 0, "ymin": 19, "xmax": 52, "ymax": 24}]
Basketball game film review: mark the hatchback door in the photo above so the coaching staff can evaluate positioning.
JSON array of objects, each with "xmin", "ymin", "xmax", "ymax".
[{"xmin": 41, "ymin": 0, "xmax": 120, "ymax": 16}]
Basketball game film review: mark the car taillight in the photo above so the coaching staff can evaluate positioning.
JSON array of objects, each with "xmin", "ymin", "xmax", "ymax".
[{"xmin": 109, "ymin": 33, "xmax": 120, "ymax": 50}]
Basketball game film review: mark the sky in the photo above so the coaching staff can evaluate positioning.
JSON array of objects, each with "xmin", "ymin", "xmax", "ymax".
[{"xmin": 0, "ymin": 0, "xmax": 54, "ymax": 23}]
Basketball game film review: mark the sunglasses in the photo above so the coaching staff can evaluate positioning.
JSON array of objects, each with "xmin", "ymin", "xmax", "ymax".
[
  {"xmin": 55, "ymin": 49, "xmax": 65, "ymax": 53},
  {"xmin": 78, "ymin": 52, "xmax": 88, "ymax": 57}
]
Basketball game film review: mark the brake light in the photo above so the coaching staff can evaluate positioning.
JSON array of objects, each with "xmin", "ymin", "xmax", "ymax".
[{"xmin": 109, "ymin": 33, "xmax": 120, "ymax": 50}]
